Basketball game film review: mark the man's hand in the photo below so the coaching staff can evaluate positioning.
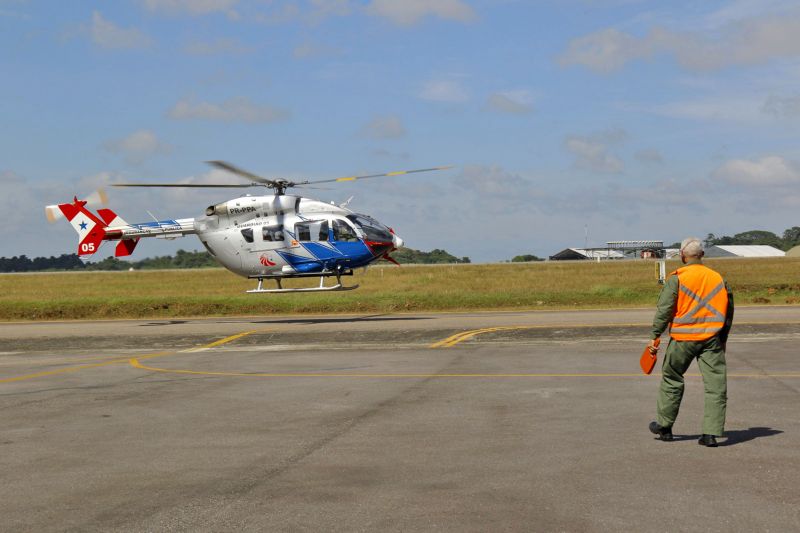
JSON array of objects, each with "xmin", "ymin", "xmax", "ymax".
[{"xmin": 648, "ymin": 338, "xmax": 660, "ymax": 355}]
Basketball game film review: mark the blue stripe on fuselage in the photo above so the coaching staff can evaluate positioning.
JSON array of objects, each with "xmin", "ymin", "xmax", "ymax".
[
  {"xmin": 130, "ymin": 219, "xmax": 179, "ymax": 229},
  {"xmin": 278, "ymin": 241, "xmax": 375, "ymax": 271}
]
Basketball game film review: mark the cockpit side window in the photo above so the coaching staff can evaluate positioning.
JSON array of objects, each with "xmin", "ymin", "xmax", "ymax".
[
  {"xmin": 295, "ymin": 220, "xmax": 329, "ymax": 242},
  {"xmin": 240, "ymin": 227, "xmax": 254, "ymax": 243},
  {"xmin": 332, "ymin": 219, "xmax": 359, "ymax": 242},
  {"xmin": 346, "ymin": 214, "xmax": 392, "ymax": 241}
]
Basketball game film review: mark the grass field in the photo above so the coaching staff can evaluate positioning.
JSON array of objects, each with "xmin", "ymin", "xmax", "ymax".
[{"xmin": 1, "ymin": 258, "xmax": 799, "ymax": 321}]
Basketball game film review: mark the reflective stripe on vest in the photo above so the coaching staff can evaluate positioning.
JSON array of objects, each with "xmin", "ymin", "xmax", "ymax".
[{"xmin": 670, "ymin": 264, "xmax": 728, "ymax": 342}]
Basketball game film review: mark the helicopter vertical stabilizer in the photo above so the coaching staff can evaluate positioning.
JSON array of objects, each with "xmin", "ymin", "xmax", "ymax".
[{"xmin": 46, "ymin": 196, "xmax": 109, "ymax": 256}]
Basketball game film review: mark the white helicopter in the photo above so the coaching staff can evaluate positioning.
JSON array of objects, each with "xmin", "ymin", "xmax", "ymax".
[{"xmin": 46, "ymin": 161, "xmax": 451, "ymax": 293}]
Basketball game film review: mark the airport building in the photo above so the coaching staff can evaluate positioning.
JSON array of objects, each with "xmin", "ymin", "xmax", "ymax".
[
  {"xmin": 550, "ymin": 242, "xmax": 788, "ymax": 261},
  {"xmin": 549, "ymin": 240, "xmax": 664, "ymax": 261},
  {"xmin": 703, "ymin": 245, "xmax": 785, "ymax": 258}
]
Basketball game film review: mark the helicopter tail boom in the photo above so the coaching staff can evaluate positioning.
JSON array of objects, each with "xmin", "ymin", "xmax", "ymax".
[{"xmin": 47, "ymin": 196, "xmax": 194, "ymax": 257}]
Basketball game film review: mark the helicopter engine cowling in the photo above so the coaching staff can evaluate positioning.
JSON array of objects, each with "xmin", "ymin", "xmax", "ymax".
[{"xmin": 205, "ymin": 203, "xmax": 228, "ymax": 216}]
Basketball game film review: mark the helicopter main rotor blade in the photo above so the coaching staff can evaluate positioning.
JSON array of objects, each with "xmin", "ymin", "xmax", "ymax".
[
  {"xmin": 112, "ymin": 163, "xmax": 453, "ymax": 193},
  {"xmin": 293, "ymin": 184, "xmax": 332, "ymax": 190},
  {"xmin": 206, "ymin": 160, "xmax": 276, "ymax": 185},
  {"xmin": 112, "ymin": 183, "xmax": 255, "ymax": 188},
  {"xmin": 305, "ymin": 165, "xmax": 454, "ymax": 186}
]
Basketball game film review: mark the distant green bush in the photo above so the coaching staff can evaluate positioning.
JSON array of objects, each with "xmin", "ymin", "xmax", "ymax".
[
  {"xmin": 511, "ymin": 254, "xmax": 544, "ymax": 262},
  {"xmin": 391, "ymin": 247, "xmax": 470, "ymax": 264}
]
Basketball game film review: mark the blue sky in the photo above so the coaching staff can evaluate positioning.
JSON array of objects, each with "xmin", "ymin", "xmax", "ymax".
[{"xmin": 2, "ymin": 0, "xmax": 800, "ymax": 262}]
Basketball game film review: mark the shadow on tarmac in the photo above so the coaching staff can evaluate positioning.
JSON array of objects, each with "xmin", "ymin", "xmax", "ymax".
[
  {"xmin": 137, "ymin": 315, "xmax": 431, "ymax": 327},
  {"xmin": 672, "ymin": 427, "xmax": 784, "ymax": 446},
  {"xmin": 720, "ymin": 427, "xmax": 784, "ymax": 446},
  {"xmin": 245, "ymin": 315, "xmax": 431, "ymax": 325}
]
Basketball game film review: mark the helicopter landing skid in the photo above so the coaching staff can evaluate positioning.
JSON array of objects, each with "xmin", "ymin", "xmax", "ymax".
[{"xmin": 247, "ymin": 273, "xmax": 359, "ymax": 294}]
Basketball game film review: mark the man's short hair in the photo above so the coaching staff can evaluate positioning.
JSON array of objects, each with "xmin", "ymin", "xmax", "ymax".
[{"xmin": 680, "ymin": 237, "xmax": 704, "ymax": 258}]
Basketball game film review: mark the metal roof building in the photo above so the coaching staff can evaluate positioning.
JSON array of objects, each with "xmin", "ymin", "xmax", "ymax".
[
  {"xmin": 549, "ymin": 240, "xmax": 663, "ymax": 261},
  {"xmin": 704, "ymin": 245, "xmax": 785, "ymax": 258},
  {"xmin": 549, "ymin": 248, "xmax": 625, "ymax": 260}
]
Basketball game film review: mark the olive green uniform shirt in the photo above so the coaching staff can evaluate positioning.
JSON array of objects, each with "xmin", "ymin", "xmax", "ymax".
[{"xmin": 651, "ymin": 258, "xmax": 733, "ymax": 342}]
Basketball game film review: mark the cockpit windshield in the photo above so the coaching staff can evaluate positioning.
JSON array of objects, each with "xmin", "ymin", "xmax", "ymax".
[{"xmin": 347, "ymin": 214, "xmax": 392, "ymax": 242}]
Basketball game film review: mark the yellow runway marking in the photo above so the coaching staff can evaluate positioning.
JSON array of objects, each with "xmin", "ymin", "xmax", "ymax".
[
  {"xmin": 125, "ymin": 359, "xmax": 800, "ymax": 379},
  {"xmin": 0, "ymin": 330, "xmax": 261, "ymax": 384},
  {"xmin": 5, "ymin": 325, "xmax": 799, "ymax": 383},
  {"xmin": 430, "ymin": 321, "xmax": 800, "ymax": 348},
  {"xmin": 430, "ymin": 324, "xmax": 645, "ymax": 348},
  {"xmin": 181, "ymin": 330, "xmax": 260, "ymax": 353},
  {"xmin": 0, "ymin": 354, "xmax": 169, "ymax": 384}
]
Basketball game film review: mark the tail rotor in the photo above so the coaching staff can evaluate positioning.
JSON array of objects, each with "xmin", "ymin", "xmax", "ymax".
[{"xmin": 45, "ymin": 189, "xmax": 108, "ymax": 223}]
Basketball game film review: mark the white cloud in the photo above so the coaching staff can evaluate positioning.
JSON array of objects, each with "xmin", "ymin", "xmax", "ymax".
[
  {"xmin": 486, "ymin": 91, "xmax": 534, "ymax": 115},
  {"xmin": 0, "ymin": 6, "xmax": 30, "ymax": 20},
  {"xmin": 762, "ymin": 94, "xmax": 800, "ymax": 118},
  {"xmin": 366, "ymin": 0, "xmax": 475, "ymax": 26},
  {"xmin": 710, "ymin": 155, "xmax": 800, "ymax": 212},
  {"xmin": 635, "ymin": 148, "xmax": 664, "ymax": 164},
  {"xmin": 293, "ymin": 41, "xmax": 341, "ymax": 59},
  {"xmin": 705, "ymin": 0, "xmax": 797, "ymax": 28},
  {"xmin": 713, "ymin": 155, "xmax": 800, "ymax": 187},
  {"xmin": 238, "ymin": 1, "xmax": 351, "ymax": 25},
  {"xmin": 359, "ymin": 115, "xmax": 407, "ymax": 139},
  {"xmin": 558, "ymin": 28, "xmax": 649, "ymax": 74},
  {"xmin": 167, "ymin": 97, "xmax": 290, "ymax": 123},
  {"xmin": 183, "ymin": 38, "xmax": 251, "ymax": 55},
  {"xmin": 559, "ymin": 11, "xmax": 800, "ymax": 73},
  {"xmin": 647, "ymin": 96, "xmax": 765, "ymax": 122},
  {"xmin": 142, "ymin": 0, "xmax": 239, "ymax": 16},
  {"xmin": 456, "ymin": 165, "xmax": 528, "ymax": 195},
  {"xmin": 451, "ymin": 165, "xmax": 552, "ymax": 216},
  {"xmin": 104, "ymin": 130, "xmax": 173, "ymax": 164},
  {"xmin": 251, "ymin": 3, "xmax": 302, "ymax": 25},
  {"xmin": 91, "ymin": 11, "xmax": 153, "ymax": 50},
  {"xmin": 308, "ymin": 0, "xmax": 352, "ymax": 24},
  {"xmin": 418, "ymin": 79, "xmax": 469, "ymax": 103},
  {"xmin": 564, "ymin": 130, "xmax": 626, "ymax": 174}
]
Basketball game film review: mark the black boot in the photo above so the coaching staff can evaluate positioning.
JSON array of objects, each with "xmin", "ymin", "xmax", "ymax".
[
  {"xmin": 649, "ymin": 421, "xmax": 673, "ymax": 441},
  {"xmin": 698, "ymin": 434, "xmax": 718, "ymax": 447}
]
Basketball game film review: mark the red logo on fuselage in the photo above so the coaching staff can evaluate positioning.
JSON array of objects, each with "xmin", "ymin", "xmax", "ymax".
[{"xmin": 259, "ymin": 254, "xmax": 276, "ymax": 266}]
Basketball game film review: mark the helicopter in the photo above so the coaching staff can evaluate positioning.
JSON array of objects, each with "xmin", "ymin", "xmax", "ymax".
[{"xmin": 45, "ymin": 161, "xmax": 451, "ymax": 293}]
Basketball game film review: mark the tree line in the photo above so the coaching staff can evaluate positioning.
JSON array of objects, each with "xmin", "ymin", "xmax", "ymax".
[
  {"xmin": 0, "ymin": 250, "xmax": 218, "ymax": 273},
  {"xmin": 0, "ymin": 247, "xmax": 471, "ymax": 272},
  {"xmin": 664, "ymin": 227, "xmax": 800, "ymax": 251},
  {"xmin": 702, "ymin": 227, "xmax": 800, "ymax": 251}
]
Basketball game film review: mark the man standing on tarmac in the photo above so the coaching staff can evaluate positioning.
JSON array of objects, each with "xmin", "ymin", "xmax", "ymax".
[{"xmin": 648, "ymin": 237, "xmax": 734, "ymax": 447}]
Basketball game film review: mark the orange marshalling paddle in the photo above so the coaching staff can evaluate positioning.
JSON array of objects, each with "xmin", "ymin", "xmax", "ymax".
[{"xmin": 640, "ymin": 338, "xmax": 660, "ymax": 375}]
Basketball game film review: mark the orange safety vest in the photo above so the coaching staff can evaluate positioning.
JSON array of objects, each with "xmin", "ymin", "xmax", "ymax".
[{"xmin": 670, "ymin": 264, "xmax": 728, "ymax": 341}]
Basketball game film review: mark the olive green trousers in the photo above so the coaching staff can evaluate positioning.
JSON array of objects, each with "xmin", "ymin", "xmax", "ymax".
[{"xmin": 656, "ymin": 336, "xmax": 727, "ymax": 436}]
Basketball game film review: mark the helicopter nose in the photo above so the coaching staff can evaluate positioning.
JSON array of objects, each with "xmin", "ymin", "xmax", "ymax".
[{"xmin": 393, "ymin": 233, "xmax": 404, "ymax": 248}]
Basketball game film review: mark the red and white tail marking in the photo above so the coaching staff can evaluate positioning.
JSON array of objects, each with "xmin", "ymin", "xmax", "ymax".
[
  {"xmin": 47, "ymin": 197, "xmax": 138, "ymax": 257},
  {"xmin": 95, "ymin": 207, "xmax": 140, "ymax": 256},
  {"xmin": 50, "ymin": 197, "xmax": 107, "ymax": 256}
]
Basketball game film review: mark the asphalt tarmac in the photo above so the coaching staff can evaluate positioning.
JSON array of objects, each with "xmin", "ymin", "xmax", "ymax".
[{"xmin": 1, "ymin": 307, "xmax": 798, "ymax": 532}]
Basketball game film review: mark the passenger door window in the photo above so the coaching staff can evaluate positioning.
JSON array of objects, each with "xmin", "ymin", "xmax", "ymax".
[
  {"xmin": 295, "ymin": 221, "xmax": 329, "ymax": 242},
  {"xmin": 262, "ymin": 225, "xmax": 284, "ymax": 242}
]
